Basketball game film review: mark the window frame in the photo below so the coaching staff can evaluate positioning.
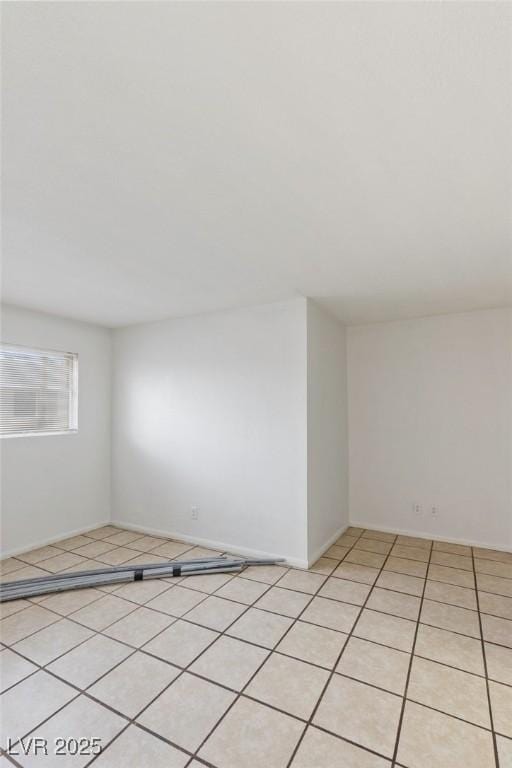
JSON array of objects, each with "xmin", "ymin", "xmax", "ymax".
[{"xmin": 0, "ymin": 342, "xmax": 79, "ymax": 439}]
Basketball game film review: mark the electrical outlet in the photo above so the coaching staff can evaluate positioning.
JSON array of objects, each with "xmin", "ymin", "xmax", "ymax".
[
  {"xmin": 191, "ymin": 506, "xmax": 199, "ymax": 520},
  {"xmin": 431, "ymin": 506, "xmax": 438, "ymax": 516},
  {"xmin": 412, "ymin": 503, "xmax": 422, "ymax": 515}
]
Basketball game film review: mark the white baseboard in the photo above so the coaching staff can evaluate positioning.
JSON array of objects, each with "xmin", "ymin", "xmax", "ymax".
[
  {"xmin": 350, "ymin": 520, "xmax": 512, "ymax": 554},
  {"xmin": 111, "ymin": 520, "xmax": 309, "ymax": 569},
  {"xmin": 1, "ymin": 519, "xmax": 111, "ymax": 560},
  {"xmin": 307, "ymin": 524, "xmax": 348, "ymax": 568}
]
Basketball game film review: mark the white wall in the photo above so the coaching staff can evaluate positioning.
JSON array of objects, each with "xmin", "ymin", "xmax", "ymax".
[
  {"xmin": 112, "ymin": 299, "xmax": 309, "ymax": 565},
  {"xmin": 1, "ymin": 305, "xmax": 111, "ymax": 556},
  {"xmin": 347, "ymin": 307, "xmax": 512, "ymax": 550},
  {"xmin": 306, "ymin": 300, "xmax": 349, "ymax": 562}
]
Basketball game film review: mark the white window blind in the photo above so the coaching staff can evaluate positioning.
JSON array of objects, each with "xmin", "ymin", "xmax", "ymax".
[{"xmin": 0, "ymin": 344, "xmax": 78, "ymax": 437}]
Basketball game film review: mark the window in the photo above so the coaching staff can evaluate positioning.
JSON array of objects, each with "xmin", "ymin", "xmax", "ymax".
[{"xmin": 0, "ymin": 344, "xmax": 78, "ymax": 437}]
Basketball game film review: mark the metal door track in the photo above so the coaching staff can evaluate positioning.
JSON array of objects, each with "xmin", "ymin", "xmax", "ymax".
[{"xmin": 0, "ymin": 555, "xmax": 284, "ymax": 602}]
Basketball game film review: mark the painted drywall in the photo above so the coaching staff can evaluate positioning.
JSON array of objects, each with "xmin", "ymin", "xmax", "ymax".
[
  {"xmin": 111, "ymin": 299, "xmax": 309, "ymax": 565},
  {"xmin": 347, "ymin": 307, "xmax": 512, "ymax": 549},
  {"xmin": 306, "ymin": 300, "xmax": 349, "ymax": 563},
  {"xmin": 0, "ymin": 305, "xmax": 111, "ymax": 556}
]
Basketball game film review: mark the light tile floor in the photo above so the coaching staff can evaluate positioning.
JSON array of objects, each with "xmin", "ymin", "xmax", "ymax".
[{"xmin": 1, "ymin": 526, "xmax": 511, "ymax": 767}]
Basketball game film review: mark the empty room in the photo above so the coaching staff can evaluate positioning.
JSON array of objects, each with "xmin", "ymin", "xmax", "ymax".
[{"xmin": 1, "ymin": 2, "xmax": 511, "ymax": 767}]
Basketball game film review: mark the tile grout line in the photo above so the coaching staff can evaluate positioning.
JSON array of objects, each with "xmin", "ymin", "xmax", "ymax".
[
  {"xmin": 182, "ymin": 527, "xmax": 377, "ymax": 768},
  {"xmin": 471, "ymin": 545, "xmax": 501, "ymax": 768},
  {"xmin": 390, "ymin": 536, "xmax": 434, "ymax": 767},
  {"xmin": 283, "ymin": 528, "xmax": 401, "ymax": 768}
]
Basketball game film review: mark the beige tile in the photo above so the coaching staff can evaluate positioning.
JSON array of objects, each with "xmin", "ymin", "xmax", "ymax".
[
  {"xmin": 354, "ymin": 608, "xmax": 416, "ymax": 652},
  {"xmin": 430, "ymin": 551, "xmax": 473, "ymax": 571},
  {"xmin": 485, "ymin": 642, "xmax": 512, "ymax": 685},
  {"xmin": 366, "ymin": 587, "xmax": 420, "ymax": 620},
  {"xmin": 62, "ymin": 558, "xmax": 107, "ymax": 574},
  {"xmin": 247, "ymin": 652, "xmax": 328, "ymax": 719},
  {"xmin": 474, "ymin": 548, "xmax": 512, "ymax": 564},
  {"xmin": 93, "ymin": 724, "xmax": 188, "ymax": 768},
  {"xmin": 88, "ymin": 651, "xmax": 179, "ymax": 717},
  {"xmin": 72, "ymin": 540, "xmax": 118, "ymax": 558},
  {"xmin": 0, "ymin": 648, "xmax": 38, "ymax": 692},
  {"xmin": 227, "ymin": 608, "xmax": 293, "ymax": 648},
  {"xmin": 0, "ymin": 604, "xmax": 59, "ymax": 645},
  {"xmin": 0, "ymin": 670, "xmax": 76, "ymax": 749},
  {"xmin": 87, "ymin": 526, "xmax": 122, "ymax": 539},
  {"xmin": 124, "ymin": 536, "xmax": 169, "ymax": 552},
  {"xmin": 337, "ymin": 636, "xmax": 409, "ymax": 695},
  {"xmin": 139, "ymin": 671, "xmax": 235, "ymax": 751},
  {"xmin": 313, "ymin": 674, "xmax": 401, "ymax": 758},
  {"xmin": 482, "ymin": 613, "xmax": 512, "ymax": 648},
  {"xmin": 39, "ymin": 587, "xmax": 104, "ymax": 616},
  {"xmin": 336, "ymin": 534, "xmax": 360, "ymax": 547},
  {"xmin": 308, "ymin": 557, "xmax": 338, "ymax": 575},
  {"xmin": 185, "ymin": 546, "xmax": 223, "ymax": 559},
  {"xmin": 477, "ymin": 573, "xmax": 512, "ymax": 598},
  {"xmin": 277, "ymin": 620, "xmax": 347, "ymax": 669},
  {"xmin": 38, "ymin": 552, "xmax": 88, "ymax": 573},
  {"xmin": 22, "ymin": 695, "xmax": 125, "ymax": 768},
  {"xmin": 179, "ymin": 572, "xmax": 233, "ymax": 594},
  {"xmin": 479, "ymin": 591, "xmax": 512, "ymax": 620},
  {"xmin": 112, "ymin": 580, "xmax": 172, "ymax": 605},
  {"xmin": 53, "ymin": 535, "xmax": 94, "ymax": 551},
  {"xmin": 1, "ymin": 565, "xmax": 51, "ymax": 583},
  {"xmin": 277, "ymin": 569, "xmax": 326, "ymax": 594},
  {"xmin": 0, "ymin": 599, "xmax": 30, "ymax": 619},
  {"xmin": 376, "ymin": 570, "xmax": 424, "ymax": 596},
  {"xmin": 151, "ymin": 541, "xmax": 194, "ymax": 558},
  {"xmin": 104, "ymin": 606, "xmax": 174, "ymax": 646},
  {"xmin": 390, "ymin": 545, "xmax": 430, "ymax": 562},
  {"xmin": 385, "ymin": 556, "xmax": 427, "ymax": 578},
  {"xmin": 433, "ymin": 541, "xmax": 471, "ymax": 556},
  {"xmin": 13, "ymin": 618, "xmax": 93, "ymax": 665},
  {"xmin": 95, "ymin": 547, "xmax": 140, "ymax": 566},
  {"xmin": 291, "ymin": 725, "xmax": 390, "ymax": 768},
  {"xmin": 333, "ymin": 562, "xmax": 380, "ymax": 585},
  {"xmin": 497, "ymin": 736, "xmax": 512, "ymax": 768},
  {"xmin": 17, "ymin": 545, "xmax": 63, "ymax": 565},
  {"xmin": 325, "ymin": 545, "xmax": 350, "ymax": 560},
  {"xmin": 490, "ymin": 680, "xmax": 512, "ymax": 737},
  {"xmin": 396, "ymin": 535, "xmax": 431, "ymax": 548},
  {"xmin": 71, "ymin": 594, "xmax": 136, "ymax": 630},
  {"xmin": 355, "ymin": 539, "xmax": 392, "ymax": 555},
  {"xmin": 428, "ymin": 563, "xmax": 475, "ymax": 588},
  {"xmin": 215, "ymin": 576, "xmax": 269, "ymax": 605},
  {"xmin": 301, "ymin": 596, "xmax": 359, "ymax": 633},
  {"xmin": 475, "ymin": 558, "xmax": 512, "ymax": 580},
  {"xmin": 421, "ymin": 599, "xmax": 480, "ymax": 638},
  {"xmin": 240, "ymin": 564, "xmax": 288, "ymax": 584},
  {"xmin": 415, "ymin": 623, "xmax": 485, "ymax": 675},
  {"xmin": 143, "ymin": 619, "xmax": 217, "ymax": 667},
  {"xmin": 346, "ymin": 527, "xmax": 365, "ymax": 535},
  {"xmin": 145, "ymin": 585, "xmax": 205, "ymax": 617},
  {"xmin": 0, "ymin": 557, "xmax": 26, "ymax": 575},
  {"xmin": 123, "ymin": 553, "xmax": 169, "ymax": 567},
  {"xmin": 345, "ymin": 550, "xmax": 386, "ymax": 569},
  {"xmin": 319, "ymin": 577, "xmax": 371, "ymax": 605},
  {"xmin": 199, "ymin": 696, "xmax": 304, "ymax": 768},
  {"xmin": 255, "ymin": 586, "xmax": 311, "ymax": 618},
  {"xmin": 424, "ymin": 580, "xmax": 477, "ymax": 610},
  {"xmin": 363, "ymin": 530, "xmax": 396, "ymax": 543},
  {"xmin": 48, "ymin": 634, "xmax": 132, "ymax": 688},
  {"xmin": 185, "ymin": 595, "xmax": 247, "ymax": 631},
  {"xmin": 397, "ymin": 700, "xmax": 495, "ymax": 768},
  {"xmin": 103, "ymin": 531, "xmax": 145, "ymax": 546},
  {"xmin": 190, "ymin": 635, "xmax": 268, "ymax": 691},
  {"xmin": 408, "ymin": 656, "xmax": 490, "ymax": 728}
]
